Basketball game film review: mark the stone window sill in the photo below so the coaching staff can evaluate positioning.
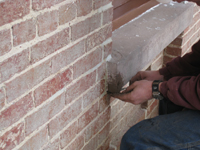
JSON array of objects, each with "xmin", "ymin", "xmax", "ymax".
[{"xmin": 107, "ymin": 1, "xmax": 194, "ymax": 93}]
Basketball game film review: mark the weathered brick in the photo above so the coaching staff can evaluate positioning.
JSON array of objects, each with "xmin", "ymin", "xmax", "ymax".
[
  {"xmin": 59, "ymin": 2, "xmax": 76, "ymax": 25},
  {"xmin": 0, "ymin": 29, "xmax": 11, "ymax": 56},
  {"xmin": 37, "ymin": 10, "xmax": 58, "ymax": 36},
  {"xmin": 82, "ymin": 80, "xmax": 105, "ymax": 109},
  {"xmin": 0, "ymin": 93, "xmax": 33, "ymax": 131},
  {"xmin": 97, "ymin": 62, "xmax": 107, "ymax": 81},
  {"xmin": 65, "ymin": 71, "xmax": 96, "ymax": 104},
  {"xmin": 73, "ymin": 47, "xmax": 102, "ymax": 79},
  {"xmin": 71, "ymin": 13, "xmax": 101, "ymax": 41},
  {"xmin": 93, "ymin": 0, "xmax": 111, "ymax": 10},
  {"xmin": 97, "ymin": 137, "xmax": 110, "ymax": 150},
  {"xmin": 48, "ymin": 98, "xmax": 82, "ymax": 138},
  {"xmin": 0, "ymin": 49, "xmax": 30, "ymax": 84},
  {"xmin": 25, "ymin": 93, "xmax": 65, "ymax": 135},
  {"xmin": 0, "ymin": 87, "xmax": 5, "ymax": 110},
  {"xmin": 31, "ymin": 28, "xmax": 70, "ymax": 63},
  {"xmin": 99, "ymin": 94, "xmax": 110, "ymax": 113},
  {"xmin": 60, "ymin": 121, "xmax": 78, "ymax": 149},
  {"xmin": 147, "ymin": 99, "xmax": 159, "ymax": 118},
  {"xmin": 82, "ymin": 134, "xmax": 98, "ymax": 150},
  {"xmin": 85, "ymin": 25, "xmax": 112, "ymax": 52},
  {"xmin": 98, "ymin": 123, "xmax": 110, "ymax": 145},
  {"xmin": 104, "ymin": 42, "xmax": 112, "ymax": 59},
  {"xmin": 19, "ymin": 127, "xmax": 48, "ymax": 150},
  {"xmin": 163, "ymin": 55, "xmax": 175, "ymax": 65},
  {"xmin": 13, "ymin": 19, "xmax": 36, "ymax": 46},
  {"xmin": 0, "ymin": 122, "xmax": 24, "ymax": 150},
  {"xmin": 77, "ymin": 0, "xmax": 92, "ymax": 17},
  {"xmin": 170, "ymin": 37, "xmax": 183, "ymax": 46},
  {"xmin": 65, "ymin": 134, "xmax": 84, "ymax": 150},
  {"xmin": 103, "ymin": 8, "xmax": 113, "ymax": 25},
  {"xmin": 6, "ymin": 60, "xmax": 51, "ymax": 103},
  {"xmin": 51, "ymin": 40, "xmax": 85, "ymax": 73},
  {"xmin": 165, "ymin": 46, "xmax": 182, "ymax": 56},
  {"xmin": 0, "ymin": 0, "xmax": 30, "ymax": 26},
  {"xmin": 85, "ymin": 107, "xmax": 110, "ymax": 142},
  {"xmin": 151, "ymin": 53, "xmax": 163, "ymax": 70},
  {"xmin": 42, "ymin": 138, "xmax": 59, "ymax": 150},
  {"xmin": 32, "ymin": 0, "xmax": 65, "ymax": 10},
  {"xmin": 34, "ymin": 68, "xmax": 72, "ymax": 106},
  {"xmin": 78, "ymin": 102, "xmax": 98, "ymax": 132}
]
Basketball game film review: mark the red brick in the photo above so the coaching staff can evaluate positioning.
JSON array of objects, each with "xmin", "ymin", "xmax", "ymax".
[
  {"xmin": 60, "ymin": 121, "xmax": 78, "ymax": 148},
  {"xmin": 32, "ymin": 0, "xmax": 65, "ymax": 10},
  {"xmin": 59, "ymin": 2, "xmax": 76, "ymax": 25},
  {"xmin": 163, "ymin": 55, "xmax": 175, "ymax": 65},
  {"xmin": 0, "ymin": 0, "xmax": 30, "ymax": 26},
  {"xmin": 42, "ymin": 138, "xmax": 59, "ymax": 150},
  {"xmin": 5, "ymin": 60, "xmax": 51, "ymax": 103},
  {"xmin": 99, "ymin": 94, "xmax": 110, "ymax": 113},
  {"xmin": 85, "ymin": 107, "xmax": 110, "ymax": 142},
  {"xmin": 170, "ymin": 37, "xmax": 183, "ymax": 46},
  {"xmin": 103, "ymin": 8, "xmax": 113, "ymax": 25},
  {"xmin": 0, "ymin": 87, "xmax": 5, "ymax": 110},
  {"xmin": 51, "ymin": 40, "xmax": 85, "ymax": 73},
  {"xmin": 82, "ymin": 80, "xmax": 105, "ymax": 109},
  {"xmin": 37, "ymin": 10, "xmax": 58, "ymax": 36},
  {"xmin": 93, "ymin": 0, "xmax": 112, "ymax": 10},
  {"xmin": 97, "ymin": 137, "xmax": 110, "ymax": 150},
  {"xmin": 73, "ymin": 47, "xmax": 102, "ymax": 79},
  {"xmin": 77, "ymin": 0, "xmax": 92, "ymax": 17},
  {"xmin": 65, "ymin": 134, "xmax": 84, "ymax": 150},
  {"xmin": 151, "ymin": 53, "xmax": 163, "ymax": 70},
  {"xmin": 82, "ymin": 134, "xmax": 98, "ymax": 150},
  {"xmin": 98, "ymin": 123, "xmax": 110, "ymax": 145},
  {"xmin": 65, "ymin": 71, "xmax": 96, "ymax": 104},
  {"xmin": 104, "ymin": 42, "xmax": 112, "ymax": 59},
  {"xmin": 97, "ymin": 62, "xmax": 107, "ymax": 81},
  {"xmin": 48, "ymin": 98, "xmax": 82, "ymax": 138},
  {"xmin": 0, "ymin": 122, "xmax": 24, "ymax": 150},
  {"xmin": 31, "ymin": 28, "xmax": 69, "ymax": 63},
  {"xmin": 0, "ymin": 93, "xmax": 33, "ymax": 131},
  {"xmin": 25, "ymin": 93, "xmax": 65, "ymax": 135},
  {"xmin": 78, "ymin": 102, "xmax": 98, "ymax": 132},
  {"xmin": 71, "ymin": 13, "xmax": 101, "ymax": 41},
  {"xmin": 147, "ymin": 99, "xmax": 159, "ymax": 115},
  {"xmin": 13, "ymin": 19, "xmax": 36, "ymax": 46},
  {"xmin": 85, "ymin": 24, "xmax": 112, "ymax": 52},
  {"xmin": 0, "ymin": 49, "xmax": 30, "ymax": 84},
  {"xmin": 19, "ymin": 127, "xmax": 48, "ymax": 150},
  {"xmin": 0, "ymin": 29, "xmax": 11, "ymax": 56},
  {"xmin": 34, "ymin": 68, "xmax": 72, "ymax": 106}
]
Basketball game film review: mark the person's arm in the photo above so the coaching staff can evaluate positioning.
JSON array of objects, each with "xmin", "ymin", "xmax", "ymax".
[
  {"xmin": 159, "ymin": 40, "xmax": 200, "ymax": 80},
  {"xmin": 160, "ymin": 74, "xmax": 200, "ymax": 110}
]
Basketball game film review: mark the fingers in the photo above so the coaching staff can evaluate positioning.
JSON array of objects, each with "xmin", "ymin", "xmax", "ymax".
[
  {"xmin": 121, "ymin": 82, "xmax": 137, "ymax": 93},
  {"xmin": 110, "ymin": 92, "xmax": 132, "ymax": 102},
  {"xmin": 130, "ymin": 71, "xmax": 144, "ymax": 84}
]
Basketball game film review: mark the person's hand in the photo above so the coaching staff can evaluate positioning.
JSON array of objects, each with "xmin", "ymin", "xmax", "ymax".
[
  {"xmin": 111, "ymin": 80, "xmax": 153, "ymax": 105},
  {"xmin": 130, "ymin": 70, "xmax": 164, "ymax": 84}
]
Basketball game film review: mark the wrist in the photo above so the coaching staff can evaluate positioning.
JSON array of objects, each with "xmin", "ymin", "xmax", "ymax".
[{"xmin": 152, "ymin": 80, "xmax": 164, "ymax": 100}]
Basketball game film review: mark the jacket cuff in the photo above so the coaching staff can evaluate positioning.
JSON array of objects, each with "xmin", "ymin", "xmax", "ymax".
[
  {"xmin": 159, "ymin": 67, "xmax": 172, "ymax": 81},
  {"xmin": 159, "ymin": 81, "xmax": 168, "ymax": 98}
]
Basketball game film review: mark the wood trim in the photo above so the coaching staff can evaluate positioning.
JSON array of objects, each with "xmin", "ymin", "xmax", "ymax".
[{"xmin": 113, "ymin": 0, "xmax": 159, "ymax": 31}]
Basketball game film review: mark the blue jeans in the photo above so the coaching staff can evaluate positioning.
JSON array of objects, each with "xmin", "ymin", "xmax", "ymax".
[{"xmin": 120, "ymin": 110, "xmax": 200, "ymax": 150}]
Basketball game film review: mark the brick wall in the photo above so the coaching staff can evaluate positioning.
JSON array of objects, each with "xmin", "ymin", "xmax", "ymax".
[
  {"xmin": 0, "ymin": 1, "xmax": 199, "ymax": 150},
  {"xmin": 0, "ymin": 0, "xmax": 112, "ymax": 149}
]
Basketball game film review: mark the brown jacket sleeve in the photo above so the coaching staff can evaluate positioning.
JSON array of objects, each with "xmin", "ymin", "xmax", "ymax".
[{"xmin": 159, "ymin": 39, "xmax": 200, "ymax": 109}]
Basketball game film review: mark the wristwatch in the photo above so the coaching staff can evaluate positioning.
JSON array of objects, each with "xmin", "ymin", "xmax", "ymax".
[{"xmin": 152, "ymin": 80, "xmax": 164, "ymax": 100}]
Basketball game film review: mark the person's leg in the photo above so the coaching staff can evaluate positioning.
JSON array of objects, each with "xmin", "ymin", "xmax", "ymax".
[{"xmin": 120, "ymin": 109, "xmax": 200, "ymax": 150}]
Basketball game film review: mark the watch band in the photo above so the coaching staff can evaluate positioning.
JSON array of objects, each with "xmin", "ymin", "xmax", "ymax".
[{"xmin": 152, "ymin": 80, "xmax": 164, "ymax": 100}]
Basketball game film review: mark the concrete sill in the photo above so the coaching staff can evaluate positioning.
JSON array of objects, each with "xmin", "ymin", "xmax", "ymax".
[{"xmin": 107, "ymin": 1, "xmax": 194, "ymax": 93}]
